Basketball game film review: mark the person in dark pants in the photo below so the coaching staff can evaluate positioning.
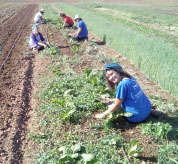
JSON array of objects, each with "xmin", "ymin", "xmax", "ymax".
[
  {"xmin": 60, "ymin": 13, "xmax": 74, "ymax": 28},
  {"xmin": 72, "ymin": 15, "xmax": 88, "ymax": 42},
  {"xmin": 95, "ymin": 63, "xmax": 152, "ymax": 123},
  {"xmin": 29, "ymin": 24, "xmax": 49, "ymax": 52}
]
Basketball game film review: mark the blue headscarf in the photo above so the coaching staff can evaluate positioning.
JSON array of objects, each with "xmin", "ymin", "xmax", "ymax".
[
  {"xmin": 103, "ymin": 62, "xmax": 123, "ymax": 78},
  {"xmin": 32, "ymin": 23, "xmax": 39, "ymax": 32}
]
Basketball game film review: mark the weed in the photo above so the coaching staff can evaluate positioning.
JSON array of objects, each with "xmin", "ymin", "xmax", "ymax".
[
  {"xmin": 43, "ymin": 45, "xmax": 61, "ymax": 56},
  {"xmin": 140, "ymin": 121, "xmax": 172, "ymax": 141},
  {"xmin": 158, "ymin": 142, "xmax": 178, "ymax": 164},
  {"xmin": 72, "ymin": 45, "xmax": 79, "ymax": 54}
]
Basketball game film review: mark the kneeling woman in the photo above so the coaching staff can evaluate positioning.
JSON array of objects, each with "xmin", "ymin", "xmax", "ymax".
[
  {"xmin": 95, "ymin": 63, "xmax": 151, "ymax": 123},
  {"xmin": 73, "ymin": 15, "xmax": 88, "ymax": 42},
  {"xmin": 29, "ymin": 24, "xmax": 48, "ymax": 51}
]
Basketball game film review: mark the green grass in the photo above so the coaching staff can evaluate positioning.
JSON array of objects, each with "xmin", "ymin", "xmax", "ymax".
[{"xmin": 158, "ymin": 142, "xmax": 178, "ymax": 164}]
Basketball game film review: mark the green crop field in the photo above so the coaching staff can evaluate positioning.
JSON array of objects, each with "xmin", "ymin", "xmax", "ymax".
[{"xmin": 27, "ymin": 2, "xmax": 178, "ymax": 164}]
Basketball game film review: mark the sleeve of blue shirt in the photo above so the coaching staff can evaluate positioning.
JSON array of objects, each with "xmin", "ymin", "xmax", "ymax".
[
  {"xmin": 78, "ymin": 21, "xmax": 83, "ymax": 29},
  {"xmin": 116, "ymin": 82, "xmax": 128, "ymax": 100}
]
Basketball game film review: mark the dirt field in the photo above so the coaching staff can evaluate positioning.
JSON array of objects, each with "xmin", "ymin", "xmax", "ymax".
[
  {"xmin": 0, "ymin": 1, "xmax": 178, "ymax": 164},
  {"xmin": 0, "ymin": 4, "xmax": 38, "ymax": 164},
  {"xmin": 0, "ymin": 0, "xmax": 178, "ymax": 5}
]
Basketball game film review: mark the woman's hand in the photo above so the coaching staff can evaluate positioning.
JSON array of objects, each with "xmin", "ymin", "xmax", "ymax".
[
  {"xmin": 102, "ymin": 98, "xmax": 115, "ymax": 104},
  {"xmin": 95, "ymin": 99, "xmax": 123, "ymax": 119},
  {"xmin": 73, "ymin": 33, "xmax": 78, "ymax": 38},
  {"xmin": 95, "ymin": 113, "xmax": 106, "ymax": 119}
]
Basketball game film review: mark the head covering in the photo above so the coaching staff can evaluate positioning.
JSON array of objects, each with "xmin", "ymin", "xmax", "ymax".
[
  {"xmin": 40, "ymin": 8, "xmax": 44, "ymax": 13},
  {"xmin": 103, "ymin": 62, "xmax": 123, "ymax": 78},
  {"xmin": 74, "ymin": 14, "xmax": 81, "ymax": 21},
  {"xmin": 32, "ymin": 24, "xmax": 39, "ymax": 32}
]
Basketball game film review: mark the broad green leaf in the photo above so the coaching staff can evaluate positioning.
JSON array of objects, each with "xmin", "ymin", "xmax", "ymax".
[
  {"xmin": 58, "ymin": 155, "xmax": 71, "ymax": 163},
  {"xmin": 71, "ymin": 153, "xmax": 79, "ymax": 159},
  {"xmin": 129, "ymin": 145, "xmax": 138, "ymax": 153},
  {"xmin": 71, "ymin": 144, "xmax": 82, "ymax": 153},
  {"xmin": 58, "ymin": 146, "xmax": 67, "ymax": 154},
  {"xmin": 81, "ymin": 153, "xmax": 95, "ymax": 161}
]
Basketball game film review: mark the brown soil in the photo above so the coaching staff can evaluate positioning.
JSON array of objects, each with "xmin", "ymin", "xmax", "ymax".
[
  {"xmin": 0, "ymin": 4, "xmax": 38, "ymax": 164},
  {"xmin": 0, "ymin": 4, "xmax": 25, "ymax": 26}
]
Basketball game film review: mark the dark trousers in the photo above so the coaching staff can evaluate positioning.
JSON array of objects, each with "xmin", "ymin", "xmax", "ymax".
[
  {"xmin": 64, "ymin": 23, "xmax": 73, "ymax": 28},
  {"xmin": 72, "ymin": 37, "xmax": 88, "ymax": 42},
  {"xmin": 36, "ymin": 45, "xmax": 44, "ymax": 51}
]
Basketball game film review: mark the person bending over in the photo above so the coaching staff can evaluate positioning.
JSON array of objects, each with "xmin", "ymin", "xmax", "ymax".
[
  {"xmin": 95, "ymin": 63, "xmax": 151, "ymax": 123},
  {"xmin": 29, "ymin": 24, "xmax": 49, "ymax": 51},
  {"xmin": 60, "ymin": 13, "xmax": 74, "ymax": 28},
  {"xmin": 34, "ymin": 9, "xmax": 45, "ymax": 24},
  {"xmin": 73, "ymin": 15, "xmax": 88, "ymax": 42}
]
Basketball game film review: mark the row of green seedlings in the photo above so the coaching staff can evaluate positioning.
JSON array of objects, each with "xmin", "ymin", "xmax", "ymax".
[
  {"xmin": 39, "ymin": 4, "xmax": 172, "ymax": 163},
  {"xmin": 41, "ymin": 5, "xmax": 178, "ymax": 163},
  {"xmin": 44, "ymin": 5, "xmax": 178, "ymax": 163},
  {"xmin": 91, "ymin": 6, "xmax": 178, "ymax": 48}
]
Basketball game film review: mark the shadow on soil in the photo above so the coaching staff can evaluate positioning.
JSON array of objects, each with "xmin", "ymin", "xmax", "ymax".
[{"xmin": 92, "ymin": 35, "xmax": 106, "ymax": 45}]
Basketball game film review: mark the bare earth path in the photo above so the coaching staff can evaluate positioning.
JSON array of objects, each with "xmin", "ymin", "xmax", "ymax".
[{"xmin": 0, "ymin": 4, "xmax": 38, "ymax": 164}]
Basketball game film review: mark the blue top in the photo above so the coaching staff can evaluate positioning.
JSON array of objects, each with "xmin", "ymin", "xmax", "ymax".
[
  {"xmin": 116, "ymin": 78, "xmax": 151, "ymax": 123},
  {"xmin": 77, "ymin": 20, "xmax": 88, "ymax": 38},
  {"xmin": 29, "ymin": 32, "xmax": 45, "ymax": 48}
]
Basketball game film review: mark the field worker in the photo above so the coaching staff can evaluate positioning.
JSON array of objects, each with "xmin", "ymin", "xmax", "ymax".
[
  {"xmin": 60, "ymin": 13, "xmax": 74, "ymax": 28},
  {"xmin": 95, "ymin": 63, "xmax": 151, "ymax": 123},
  {"xmin": 29, "ymin": 24, "xmax": 49, "ymax": 51},
  {"xmin": 73, "ymin": 14, "xmax": 88, "ymax": 42},
  {"xmin": 34, "ymin": 9, "xmax": 45, "ymax": 24}
]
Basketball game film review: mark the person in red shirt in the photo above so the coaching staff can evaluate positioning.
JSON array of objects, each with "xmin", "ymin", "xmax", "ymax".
[{"xmin": 60, "ymin": 13, "xmax": 74, "ymax": 28}]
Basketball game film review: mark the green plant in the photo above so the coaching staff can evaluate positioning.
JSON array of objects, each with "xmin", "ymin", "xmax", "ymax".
[
  {"xmin": 58, "ymin": 144, "xmax": 97, "ymax": 164},
  {"xmin": 58, "ymin": 19, "xmax": 63, "ymax": 29},
  {"xmin": 43, "ymin": 45, "xmax": 61, "ymax": 56},
  {"xmin": 72, "ymin": 45, "xmax": 79, "ymax": 54},
  {"xmin": 104, "ymin": 109, "xmax": 133, "ymax": 128},
  {"xmin": 140, "ymin": 122, "xmax": 172, "ymax": 141},
  {"xmin": 126, "ymin": 139, "xmax": 143, "ymax": 159},
  {"xmin": 158, "ymin": 142, "xmax": 178, "ymax": 164}
]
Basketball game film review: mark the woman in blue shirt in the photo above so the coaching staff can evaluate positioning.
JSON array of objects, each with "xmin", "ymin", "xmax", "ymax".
[
  {"xmin": 95, "ymin": 63, "xmax": 151, "ymax": 123},
  {"xmin": 73, "ymin": 15, "xmax": 88, "ymax": 42}
]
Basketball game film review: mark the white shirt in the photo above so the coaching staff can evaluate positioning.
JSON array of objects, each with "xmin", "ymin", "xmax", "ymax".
[{"xmin": 34, "ymin": 12, "xmax": 42, "ymax": 22}]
